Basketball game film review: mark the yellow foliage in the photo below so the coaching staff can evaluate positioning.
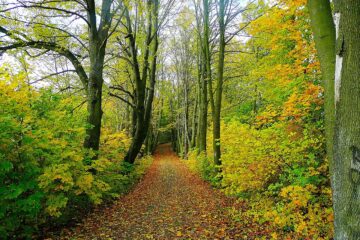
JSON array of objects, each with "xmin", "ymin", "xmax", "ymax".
[
  {"xmin": 208, "ymin": 121, "xmax": 283, "ymax": 194},
  {"xmin": 264, "ymin": 185, "xmax": 334, "ymax": 239},
  {"xmin": 101, "ymin": 128, "xmax": 131, "ymax": 160},
  {"xmin": 205, "ymin": 118, "xmax": 332, "ymax": 238}
]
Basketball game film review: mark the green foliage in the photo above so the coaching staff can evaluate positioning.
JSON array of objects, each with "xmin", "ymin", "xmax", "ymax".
[
  {"xmin": 185, "ymin": 150, "xmax": 220, "ymax": 186},
  {"xmin": 0, "ymin": 72, "xmax": 153, "ymax": 238},
  {"xmin": 0, "ymin": 74, "xmax": 46, "ymax": 238}
]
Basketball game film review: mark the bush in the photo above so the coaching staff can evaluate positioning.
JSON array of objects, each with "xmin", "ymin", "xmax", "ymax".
[
  {"xmin": 185, "ymin": 150, "xmax": 219, "ymax": 186},
  {"xmin": 197, "ymin": 119, "xmax": 333, "ymax": 239},
  {"xmin": 0, "ymin": 72, "xmax": 152, "ymax": 238}
]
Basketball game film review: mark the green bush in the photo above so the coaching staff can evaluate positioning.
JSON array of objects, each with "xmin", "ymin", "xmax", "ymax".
[{"xmin": 0, "ymin": 72, "xmax": 153, "ymax": 238}]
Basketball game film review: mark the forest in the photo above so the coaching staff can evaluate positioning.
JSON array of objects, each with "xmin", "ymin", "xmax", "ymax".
[{"xmin": 0, "ymin": 0, "xmax": 359, "ymax": 239}]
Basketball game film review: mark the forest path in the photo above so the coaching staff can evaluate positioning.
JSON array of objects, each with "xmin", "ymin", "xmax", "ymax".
[{"xmin": 59, "ymin": 144, "xmax": 258, "ymax": 240}]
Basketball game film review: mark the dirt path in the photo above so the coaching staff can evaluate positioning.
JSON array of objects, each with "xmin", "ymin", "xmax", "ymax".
[{"xmin": 58, "ymin": 144, "xmax": 257, "ymax": 240}]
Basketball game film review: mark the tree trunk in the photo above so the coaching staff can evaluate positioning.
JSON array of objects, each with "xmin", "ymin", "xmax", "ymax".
[
  {"xmin": 82, "ymin": 0, "xmax": 113, "ymax": 154},
  {"xmin": 125, "ymin": 101, "xmax": 147, "ymax": 163},
  {"xmin": 83, "ymin": 42, "xmax": 106, "ymax": 151},
  {"xmin": 191, "ymin": 92, "xmax": 198, "ymax": 148},
  {"xmin": 183, "ymin": 75, "xmax": 190, "ymax": 159},
  {"xmin": 196, "ymin": 39, "xmax": 202, "ymax": 150},
  {"xmin": 198, "ymin": 0, "xmax": 210, "ymax": 154},
  {"xmin": 308, "ymin": 0, "xmax": 336, "ymax": 169},
  {"xmin": 331, "ymin": 1, "xmax": 360, "ymax": 239},
  {"xmin": 124, "ymin": 0, "xmax": 159, "ymax": 164},
  {"xmin": 198, "ymin": 62, "xmax": 208, "ymax": 153},
  {"xmin": 212, "ymin": 0, "xmax": 226, "ymax": 166}
]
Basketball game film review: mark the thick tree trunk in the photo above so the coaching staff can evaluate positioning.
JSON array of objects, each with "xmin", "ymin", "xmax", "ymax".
[
  {"xmin": 125, "ymin": 101, "xmax": 147, "ymax": 163},
  {"xmin": 84, "ymin": 73, "xmax": 103, "ymax": 151},
  {"xmin": 84, "ymin": 42, "xmax": 106, "ymax": 151},
  {"xmin": 331, "ymin": 1, "xmax": 360, "ymax": 239},
  {"xmin": 83, "ymin": 0, "xmax": 113, "ymax": 154}
]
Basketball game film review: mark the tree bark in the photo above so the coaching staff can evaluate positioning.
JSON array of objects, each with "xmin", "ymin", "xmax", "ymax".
[
  {"xmin": 124, "ymin": 0, "xmax": 159, "ymax": 164},
  {"xmin": 83, "ymin": 40, "xmax": 106, "ymax": 151},
  {"xmin": 83, "ymin": 0, "xmax": 113, "ymax": 153},
  {"xmin": 191, "ymin": 92, "xmax": 198, "ymax": 148},
  {"xmin": 308, "ymin": 0, "xmax": 336, "ymax": 170},
  {"xmin": 211, "ymin": 0, "xmax": 226, "ymax": 166},
  {"xmin": 198, "ymin": 0, "xmax": 210, "ymax": 154},
  {"xmin": 331, "ymin": 1, "xmax": 360, "ymax": 239}
]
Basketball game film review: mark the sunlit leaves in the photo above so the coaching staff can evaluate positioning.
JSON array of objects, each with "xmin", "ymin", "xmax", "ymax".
[{"xmin": 0, "ymin": 69, "xmax": 152, "ymax": 237}]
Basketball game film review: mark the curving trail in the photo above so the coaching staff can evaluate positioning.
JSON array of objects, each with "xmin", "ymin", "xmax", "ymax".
[{"xmin": 57, "ymin": 144, "xmax": 264, "ymax": 240}]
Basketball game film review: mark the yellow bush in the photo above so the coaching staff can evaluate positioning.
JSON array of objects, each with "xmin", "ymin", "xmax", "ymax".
[
  {"xmin": 264, "ymin": 185, "xmax": 334, "ymax": 239},
  {"xmin": 100, "ymin": 128, "xmax": 131, "ymax": 160},
  {"xmin": 211, "ymin": 121, "xmax": 283, "ymax": 195},
  {"xmin": 208, "ymin": 120, "xmax": 333, "ymax": 239}
]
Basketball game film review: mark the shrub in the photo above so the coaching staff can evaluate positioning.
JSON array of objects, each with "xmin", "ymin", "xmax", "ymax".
[
  {"xmin": 201, "ymin": 119, "xmax": 333, "ymax": 239},
  {"xmin": 0, "ymin": 72, "xmax": 153, "ymax": 238}
]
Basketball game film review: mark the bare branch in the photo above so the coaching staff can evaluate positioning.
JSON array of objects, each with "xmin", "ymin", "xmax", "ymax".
[{"xmin": 108, "ymin": 92, "xmax": 135, "ymax": 108}]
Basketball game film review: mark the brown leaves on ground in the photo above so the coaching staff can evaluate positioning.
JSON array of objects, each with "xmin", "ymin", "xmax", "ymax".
[{"xmin": 54, "ymin": 144, "xmax": 268, "ymax": 240}]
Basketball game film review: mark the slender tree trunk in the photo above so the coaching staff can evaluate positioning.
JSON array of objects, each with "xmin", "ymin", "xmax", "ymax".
[
  {"xmin": 308, "ymin": 0, "xmax": 336, "ymax": 168},
  {"xmin": 198, "ymin": 61, "xmax": 208, "ymax": 153},
  {"xmin": 183, "ymin": 98, "xmax": 188, "ymax": 159},
  {"xmin": 196, "ymin": 38, "xmax": 203, "ymax": 150},
  {"xmin": 170, "ymin": 100, "xmax": 177, "ymax": 150},
  {"xmin": 124, "ymin": 0, "xmax": 159, "ymax": 164},
  {"xmin": 212, "ymin": 0, "xmax": 226, "ymax": 166},
  {"xmin": 331, "ymin": 1, "xmax": 360, "ymax": 239},
  {"xmin": 198, "ymin": 0, "xmax": 210, "ymax": 154},
  {"xmin": 183, "ymin": 75, "xmax": 191, "ymax": 158},
  {"xmin": 191, "ymin": 92, "xmax": 198, "ymax": 148}
]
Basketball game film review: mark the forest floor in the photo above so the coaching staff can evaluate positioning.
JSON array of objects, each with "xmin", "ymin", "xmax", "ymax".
[{"xmin": 54, "ymin": 144, "xmax": 267, "ymax": 240}]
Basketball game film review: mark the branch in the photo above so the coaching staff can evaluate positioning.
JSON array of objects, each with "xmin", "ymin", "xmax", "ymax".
[
  {"xmin": 0, "ymin": 3, "xmax": 90, "ymax": 26},
  {"xmin": 108, "ymin": 92, "xmax": 135, "ymax": 108},
  {"xmin": 30, "ymin": 70, "xmax": 77, "ymax": 84},
  {"xmin": 109, "ymin": 85, "xmax": 134, "ymax": 99},
  {"xmin": 0, "ymin": 16, "xmax": 88, "ymax": 50},
  {"xmin": 0, "ymin": 39, "xmax": 88, "ymax": 87},
  {"xmin": 71, "ymin": 100, "xmax": 87, "ymax": 113}
]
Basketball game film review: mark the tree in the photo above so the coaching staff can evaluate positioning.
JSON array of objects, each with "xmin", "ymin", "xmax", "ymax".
[
  {"xmin": 208, "ymin": 0, "xmax": 255, "ymax": 165},
  {"xmin": 209, "ymin": 0, "xmax": 226, "ymax": 165},
  {"xmin": 193, "ymin": 0, "xmax": 210, "ymax": 153},
  {"xmin": 332, "ymin": 1, "xmax": 360, "ymax": 238},
  {"xmin": 309, "ymin": 0, "xmax": 360, "ymax": 238},
  {"xmin": 119, "ymin": 0, "xmax": 176, "ymax": 163},
  {"xmin": 308, "ymin": 0, "xmax": 335, "ymax": 175},
  {"xmin": 0, "ymin": 0, "xmax": 120, "ymax": 154},
  {"xmin": 170, "ymin": 7, "xmax": 197, "ymax": 158}
]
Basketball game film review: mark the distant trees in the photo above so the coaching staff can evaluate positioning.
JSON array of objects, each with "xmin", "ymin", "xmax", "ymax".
[
  {"xmin": 167, "ymin": 1, "xmax": 336, "ymax": 238},
  {"xmin": 112, "ymin": 0, "xmax": 175, "ymax": 163},
  {"xmin": 183, "ymin": 0, "xmax": 255, "ymax": 164}
]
